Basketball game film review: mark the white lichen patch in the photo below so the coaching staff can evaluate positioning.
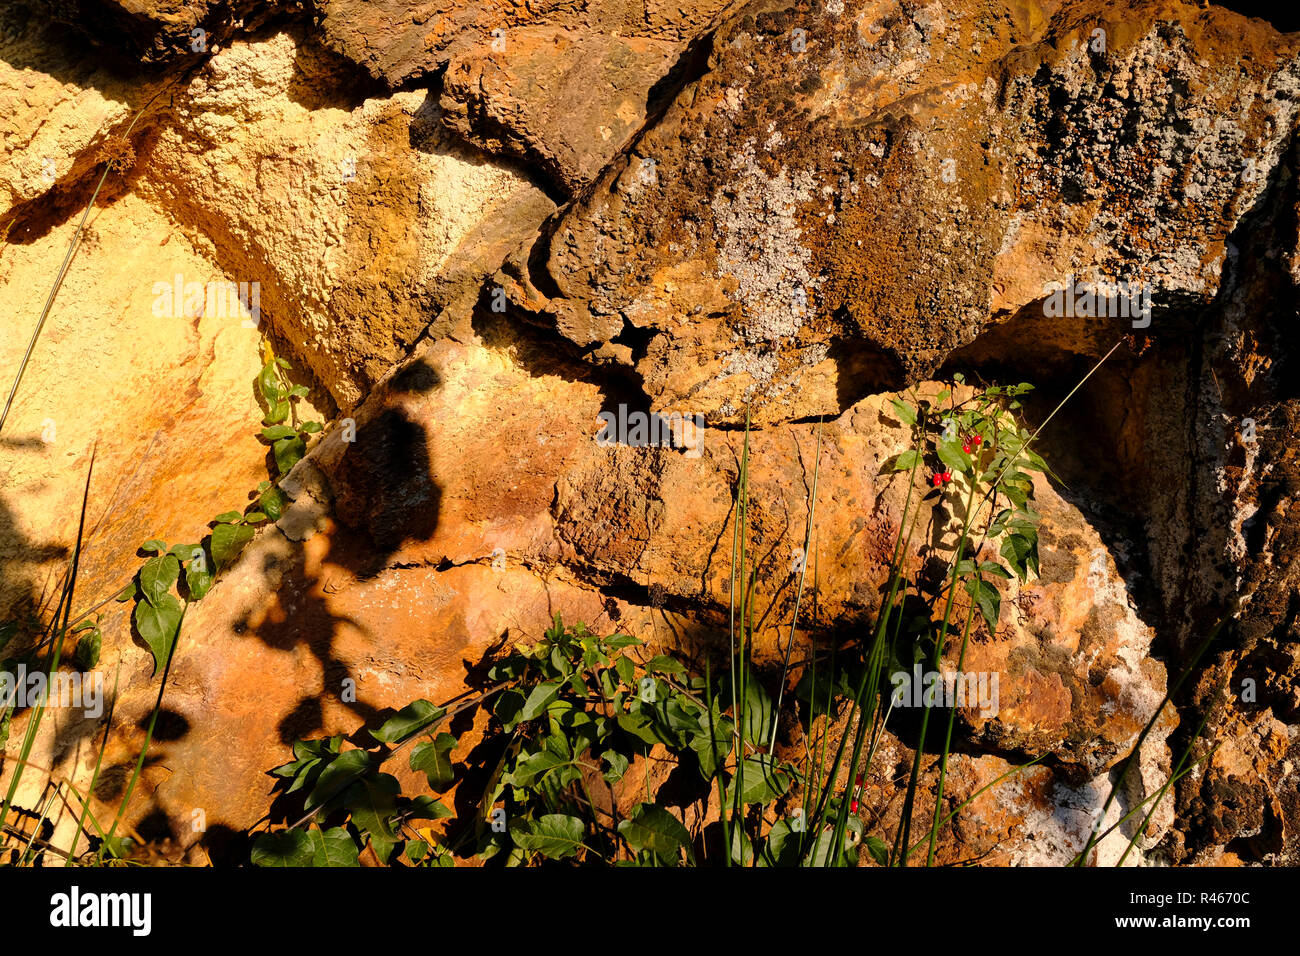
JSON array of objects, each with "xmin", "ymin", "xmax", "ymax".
[{"xmin": 711, "ymin": 138, "xmax": 821, "ymax": 345}]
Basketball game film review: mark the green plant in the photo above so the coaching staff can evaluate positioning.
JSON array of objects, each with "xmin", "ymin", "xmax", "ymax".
[
  {"xmin": 257, "ymin": 357, "xmax": 321, "ymax": 479},
  {"xmin": 253, "ymin": 614, "xmax": 808, "ymax": 866},
  {"xmin": 0, "ymin": 357, "xmax": 321, "ymax": 865}
]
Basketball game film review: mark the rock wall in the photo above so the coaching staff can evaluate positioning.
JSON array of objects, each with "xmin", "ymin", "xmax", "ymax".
[{"xmin": 1, "ymin": 0, "xmax": 1297, "ymax": 866}]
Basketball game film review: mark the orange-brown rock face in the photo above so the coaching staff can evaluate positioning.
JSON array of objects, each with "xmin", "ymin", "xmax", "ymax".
[{"xmin": 1, "ymin": 0, "xmax": 1298, "ymax": 870}]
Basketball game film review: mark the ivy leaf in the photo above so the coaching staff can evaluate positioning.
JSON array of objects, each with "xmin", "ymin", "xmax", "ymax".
[
  {"xmin": 347, "ymin": 773, "xmax": 401, "ymax": 864},
  {"xmin": 370, "ymin": 699, "xmax": 446, "ymax": 745},
  {"xmin": 139, "ymin": 554, "xmax": 180, "ymax": 607},
  {"xmin": 134, "ymin": 593, "xmax": 182, "ymax": 676},
  {"xmin": 410, "ymin": 732, "xmax": 458, "ymax": 792},
  {"xmin": 514, "ymin": 814, "xmax": 585, "ymax": 860},
  {"xmin": 211, "ymin": 522, "xmax": 255, "ymax": 571},
  {"xmin": 616, "ymin": 804, "xmax": 689, "ymax": 863},
  {"xmin": 306, "ymin": 748, "xmax": 371, "ymax": 814},
  {"xmin": 251, "ymin": 829, "xmax": 315, "ymax": 867}
]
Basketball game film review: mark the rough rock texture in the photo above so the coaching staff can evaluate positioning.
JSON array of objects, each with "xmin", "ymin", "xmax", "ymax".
[
  {"xmin": 2, "ymin": 0, "xmax": 1299, "ymax": 868},
  {"xmin": 499, "ymin": 0, "xmax": 1300, "ymax": 425}
]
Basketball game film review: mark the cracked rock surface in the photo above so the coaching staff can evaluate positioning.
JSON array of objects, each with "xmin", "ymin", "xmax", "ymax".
[{"xmin": 1, "ymin": 0, "xmax": 1298, "ymax": 866}]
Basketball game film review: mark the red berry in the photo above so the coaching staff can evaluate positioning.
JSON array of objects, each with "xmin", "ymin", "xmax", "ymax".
[
  {"xmin": 932, "ymin": 474, "xmax": 942, "ymax": 487},
  {"xmin": 942, "ymin": 471, "xmax": 953, "ymax": 483},
  {"xmin": 973, "ymin": 435, "xmax": 982, "ymax": 446},
  {"xmin": 962, "ymin": 444, "xmax": 971, "ymax": 453},
  {"xmin": 850, "ymin": 800, "xmax": 859, "ymax": 813}
]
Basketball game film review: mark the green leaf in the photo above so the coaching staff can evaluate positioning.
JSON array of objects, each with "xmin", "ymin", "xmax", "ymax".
[
  {"xmin": 1000, "ymin": 532, "xmax": 1038, "ymax": 582},
  {"xmin": 251, "ymin": 829, "xmax": 315, "ymax": 867},
  {"xmin": 507, "ymin": 749, "xmax": 566, "ymax": 790},
  {"xmin": 243, "ymin": 511, "xmax": 268, "ymax": 524},
  {"xmin": 644, "ymin": 654, "xmax": 686, "ymax": 677},
  {"xmin": 410, "ymin": 733, "xmax": 458, "ymax": 792},
  {"xmin": 604, "ymin": 634, "xmax": 641, "ymax": 649},
  {"xmin": 299, "ymin": 421, "xmax": 322, "ymax": 434},
  {"xmin": 261, "ymin": 425, "xmax": 298, "ymax": 441},
  {"xmin": 759, "ymin": 819, "xmax": 801, "ymax": 867},
  {"xmin": 273, "ymin": 435, "xmax": 307, "ymax": 476},
  {"xmin": 889, "ymin": 449, "xmax": 921, "ymax": 472},
  {"xmin": 114, "ymin": 583, "xmax": 137, "ymax": 603},
  {"xmin": 966, "ymin": 577, "xmax": 1002, "ymax": 635},
  {"xmin": 936, "ymin": 439, "xmax": 969, "ymax": 473},
  {"xmin": 514, "ymin": 814, "xmax": 585, "ymax": 860},
  {"xmin": 617, "ymin": 803, "xmax": 689, "ymax": 862},
  {"xmin": 306, "ymin": 748, "xmax": 371, "ymax": 813},
  {"xmin": 890, "ymin": 399, "xmax": 917, "ymax": 427},
  {"xmin": 182, "ymin": 546, "xmax": 214, "ymax": 601},
  {"xmin": 309, "ymin": 826, "xmax": 360, "ymax": 867},
  {"xmin": 979, "ymin": 561, "xmax": 1014, "ymax": 580},
  {"xmin": 74, "ymin": 627, "xmax": 101, "ymax": 670},
  {"xmin": 723, "ymin": 755, "xmax": 790, "ymax": 806},
  {"xmin": 729, "ymin": 828, "xmax": 753, "ymax": 866},
  {"xmin": 211, "ymin": 521, "xmax": 255, "ymax": 571},
  {"xmin": 405, "ymin": 840, "xmax": 428, "ymax": 863},
  {"xmin": 288, "ymin": 384, "xmax": 310, "ymax": 399},
  {"xmin": 519, "ymin": 681, "xmax": 562, "ymax": 721},
  {"xmin": 347, "ymin": 773, "xmax": 401, "ymax": 864},
  {"xmin": 371, "ymin": 699, "xmax": 446, "ymax": 745},
  {"xmin": 257, "ymin": 360, "xmax": 282, "ymax": 404},
  {"xmin": 402, "ymin": 795, "xmax": 452, "ymax": 821},
  {"xmin": 139, "ymin": 539, "xmax": 167, "ymax": 555},
  {"xmin": 601, "ymin": 749, "xmax": 630, "ymax": 783},
  {"xmin": 264, "ymin": 397, "xmax": 290, "ymax": 426},
  {"xmin": 259, "ymin": 484, "xmax": 286, "ymax": 522},
  {"xmin": 864, "ymin": 834, "xmax": 890, "ymax": 866},
  {"xmin": 213, "ymin": 511, "xmax": 243, "ymax": 525},
  {"xmin": 139, "ymin": 554, "xmax": 179, "ymax": 607},
  {"xmin": 741, "ymin": 677, "xmax": 774, "ymax": 746},
  {"xmin": 133, "ymin": 593, "xmax": 182, "ymax": 676}
]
